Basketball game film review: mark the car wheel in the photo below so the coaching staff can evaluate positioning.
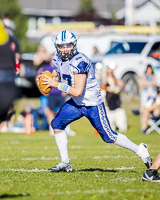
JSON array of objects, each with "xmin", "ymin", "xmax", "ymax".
[{"xmin": 122, "ymin": 73, "xmax": 139, "ymax": 96}]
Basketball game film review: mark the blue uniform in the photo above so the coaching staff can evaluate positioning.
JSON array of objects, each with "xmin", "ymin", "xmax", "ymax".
[{"xmin": 51, "ymin": 52, "xmax": 118, "ymax": 143}]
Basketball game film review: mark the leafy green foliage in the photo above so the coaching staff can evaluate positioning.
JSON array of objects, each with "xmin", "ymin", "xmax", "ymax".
[
  {"xmin": 0, "ymin": 0, "xmax": 38, "ymax": 53},
  {"xmin": 76, "ymin": 0, "xmax": 99, "ymax": 22},
  {"xmin": 0, "ymin": 0, "xmax": 27, "ymax": 42},
  {"xmin": 79, "ymin": 0, "xmax": 95, "ymax": 13}
]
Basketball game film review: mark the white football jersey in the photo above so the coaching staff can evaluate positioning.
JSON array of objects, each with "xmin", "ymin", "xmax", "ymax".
[{"xmin": 52, "ymin": 52, "xmax": 103, "ymax": 106}]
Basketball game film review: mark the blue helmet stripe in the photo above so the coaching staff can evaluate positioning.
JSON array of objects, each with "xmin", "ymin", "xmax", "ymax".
[
  {"xmin": 62, "ymin": 30, "xmax": 66, "ymax": 41},
  {"xmin": 71, "ymin": 33, "xmax": 76, "ymax": 38}
]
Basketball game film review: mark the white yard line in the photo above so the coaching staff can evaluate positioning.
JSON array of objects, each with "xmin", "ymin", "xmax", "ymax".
[
  {"xmin": 0, "ymin": 166, "xmax": 135, "ymax": 172},
  {"xmin": 0, "ymin": 155, "xmax": 138, "ymax": 161},
  {"xmin": 0, "ymin": 168, "xmax": 47, "ymax": 172},
  {"xmin": 54, "ymin": 188, "xmax": 155, "ymax": 195}
]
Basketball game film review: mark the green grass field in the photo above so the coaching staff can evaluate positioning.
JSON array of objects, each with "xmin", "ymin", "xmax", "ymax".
[{"xmin": 1, "ymin": 96, "xmax": 160, "ymax": 200}]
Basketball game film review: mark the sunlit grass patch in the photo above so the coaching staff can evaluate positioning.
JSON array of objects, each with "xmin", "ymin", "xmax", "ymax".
[{"xmin": 0, "ymin": 97, "xmax": 160, "ymax": 200}]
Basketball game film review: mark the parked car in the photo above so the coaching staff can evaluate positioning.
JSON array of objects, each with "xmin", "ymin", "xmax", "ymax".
[
  {"xmin": 17, "ymin": 35, "xmax": 160, "ymax": 97},
  {"xmin": 92, "ymin": 35, "xmax": 160, "ymax": 95}
]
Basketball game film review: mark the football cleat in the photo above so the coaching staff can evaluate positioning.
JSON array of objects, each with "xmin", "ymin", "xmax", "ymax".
[
  {"xmin": 136, "ymin": 143, "xmax": 152, "ymax": 168},
  {"xmin": 142, "ymin": 169, "xmax": 160, "ymax": 182},
  {"xmin": 141, "ymin": 129, "xmax": 147, "ymax": 134},
  {"xmin": 132, "ymin": 109, "xmax": 140, "ymax": 115},
  {"xmin": 48, "ymin": 161, "xmax": 72, "ymax": 172}
]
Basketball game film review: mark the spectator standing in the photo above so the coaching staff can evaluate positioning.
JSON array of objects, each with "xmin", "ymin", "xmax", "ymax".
[
  {"xmin": 139, "ymin": 64, "xmax": 157, "ymax": 109},
  {"xmin": 101, "ymin": 63, "xmax": 127, "ymax": 132},
  {"xmin": 3, "ymin": 13, "xmax": 21, "ymax": 74},
  {"xmin": 0, "ymin": 19, "xmax": 19, "ymax": 120},
  {"xmin": 2, "ymin": 13, "xmax": 21, "ymax": 60}
]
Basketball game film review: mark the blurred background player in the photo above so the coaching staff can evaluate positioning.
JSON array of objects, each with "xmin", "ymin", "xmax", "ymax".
[
  {"xmin": 3, "ymin": 13, "xmax": 21, "ymax": 73},
  {"xmin": 34, "ymin": 35, "xmax": 76, "ymax": 136},
  {"xmin": 2, "ymin": 13, "xmax": 20, "ymax": 59},
  {"xmin": 0, "ymin": 18, "xmax": 19, "ymax": 121}
]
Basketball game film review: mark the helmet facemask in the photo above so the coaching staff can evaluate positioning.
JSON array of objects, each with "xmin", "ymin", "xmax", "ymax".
[
  {"xmin": 56, "ymin": 41, "xmax": 77, "ymax": 61},
  {"xmin": 54, "ymin": 30, "xmax": 78, "ymax": 61}
]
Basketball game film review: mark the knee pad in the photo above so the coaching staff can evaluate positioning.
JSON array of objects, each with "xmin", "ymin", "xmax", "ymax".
[{"xmin": 51, "ymin": 118, "xmax": 66, "ymax": 130}]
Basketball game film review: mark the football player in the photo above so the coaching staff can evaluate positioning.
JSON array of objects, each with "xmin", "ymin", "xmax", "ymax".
[
  {"xmin": 0, "ymin": 19, "xmax": 19, "ymax": 121},
  {"xmin": 142, "ymin": 152, "xmax": 160, "ymax": 182},
  {"xmin": 39, "ymin": 30, "xmax": 152, "ymax": 172}
]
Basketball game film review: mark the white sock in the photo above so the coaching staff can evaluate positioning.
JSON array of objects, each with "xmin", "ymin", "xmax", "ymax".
[
  {"xmin": 114, "ymin": 133, "xmax": 138, "ymax": 154},
  {"xmin": 65, "ymin": 124, "xmax": 71, "ymax": 133},
  {"xmin": 54, "ymin": 130, "xmax": 70, "ymax": 163},
  {"xmin": 49, "ymin": 125, "xmax": 54, "ymax": 136}
]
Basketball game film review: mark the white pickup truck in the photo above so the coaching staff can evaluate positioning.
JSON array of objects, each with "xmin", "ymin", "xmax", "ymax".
[{"xmin": 94, "ymin": 35, "xmax": 160, "ymax": 95}]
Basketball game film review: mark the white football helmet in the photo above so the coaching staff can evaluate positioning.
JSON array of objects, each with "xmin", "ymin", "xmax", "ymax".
[{"xmin": 54, "ymin": 30, "xmax": 77, "ymax": 61}]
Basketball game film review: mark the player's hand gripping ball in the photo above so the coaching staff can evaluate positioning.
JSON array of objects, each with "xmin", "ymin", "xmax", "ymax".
[{"xmin": 39, "ymin": 70, "xmax": 53, "ymax": 94}]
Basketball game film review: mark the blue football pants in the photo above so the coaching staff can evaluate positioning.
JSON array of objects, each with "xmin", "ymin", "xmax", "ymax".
[{"xmin": 51, "ymin": 98, "xmax": 118, "ymax": 143}]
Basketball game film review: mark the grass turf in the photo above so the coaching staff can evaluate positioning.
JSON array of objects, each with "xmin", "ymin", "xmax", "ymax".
[{"xmin": 0, "ymin": 96, "xmax": 160, "ymax": 200}]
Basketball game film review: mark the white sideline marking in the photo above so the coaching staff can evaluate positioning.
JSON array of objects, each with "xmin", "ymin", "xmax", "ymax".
[
  {"xmin": 4, "ymin": 141, "xmax": 20, "ymax": 144},
  {"xmin": 107, "ymin": 166, "xmax": 135, "ymax": 170},
  {"xmin": 0, "ymin": 167, "xmax": 135, "ymax": 172},
  {"xmin": 0, "ymin": 155, "xmax": 138, "ymax": 161},
  {"xmin": 111, "ymin": 177, "xmax": 137, "ymax": 182},
  {"xmin": 54, "ymin": 188, "xmax": 154, "ymax": 195},
  {"xmin": 0, "ymin": 168, "xmax": 47, "ymax": 172},
  {"xmin": 21, "ymin": 158, "xmax": 37, "ymax": 160},
  {"xmin": 1, "ymin": 158, "xmax": 9, "ymax": 161},
  {"xmin": 93, "ymin": 155, "xmax": 137, "ymax": 159}
]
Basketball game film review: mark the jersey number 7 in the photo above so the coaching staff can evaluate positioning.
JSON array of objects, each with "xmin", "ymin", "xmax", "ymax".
[{"xmin": 63, "ymin": 74, "xmax": 71, "ymax": 86}]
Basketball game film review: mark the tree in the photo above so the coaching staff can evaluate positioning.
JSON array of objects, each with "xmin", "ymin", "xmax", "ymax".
[
  {"xmin": 75, "ymin": 0, "xmax": 99, "ymax": 21},
  {"xmin": 0, "ymin": 0, "xmax": 37, "ymax": 53},
  {"xmin": 79, "ymin": 0, "xmax": 95, "ymax": 13}
]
